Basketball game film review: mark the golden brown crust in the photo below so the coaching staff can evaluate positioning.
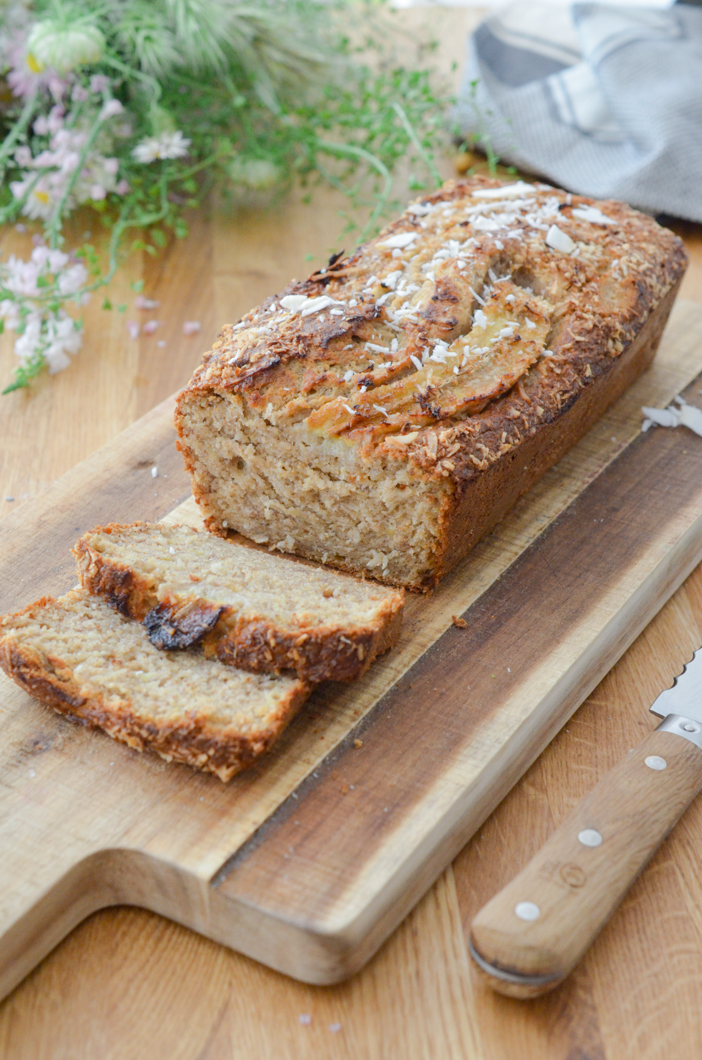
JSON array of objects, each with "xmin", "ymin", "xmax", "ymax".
[
  {"xmin": 175, "ymin": 177, "xmax": 688, "ymax": 589},
  {"xmin": 74, "ymin": 522, "xmax": 405, "ymax": 681},
  {"xmin": 0, "ymin": 595, "xmax": 310, "ymax": 782},
  {"xmin": 74, "ymin": 531, "xmax": 155, "ymax": 618},
  {"xmin": 210, "ymin": 605, "xmax": 403, "ymax": 683}
]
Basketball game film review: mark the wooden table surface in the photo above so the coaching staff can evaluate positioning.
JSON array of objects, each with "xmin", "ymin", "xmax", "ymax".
[{"xmin": 3, "ymin": 9, "xmax": 702, "ymax": 1057}]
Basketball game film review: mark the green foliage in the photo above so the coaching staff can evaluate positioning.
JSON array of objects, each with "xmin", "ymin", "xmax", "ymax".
[{"xmin": 0, "ymin": 0, "xmax": 453, "ymax": 391}]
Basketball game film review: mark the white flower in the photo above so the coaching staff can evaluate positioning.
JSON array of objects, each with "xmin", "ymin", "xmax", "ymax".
[
  {"xmin": 11, "ymin": 308, "xmax": 83, "ymax": 373},
  {"xmin": 13, "ymin": 104, "xmax": 126, "ymax": 217},
  {"xmin": 1, "ymin": 246, "xmax": 89, "ymax": 377},
  {"xmin": 0, "ymin": 299, "xmax": 21, "ymax": 330},
  {"xmin": 15, "ymin": 312, "xmax": 42, "ymax": 363},
  {"xmin": 9, "ymin": 175, "xmax": 57, "ymax": 220},
  {"xmin": 43, "ymin": 311, "xmax": 83, "ymax": 372},
  {"xmin": 57, "ymin": 262, "xmax": 88, "ymax": 295},
  {"xmin": 6, "ymin": 37, "xmax": 68, "ymax": 101},
  {"xmin": 14, "ymin": 145, "xmax": 32, "ymax": 167},
  {"xmin": 100, "ymin": 99, "xmax": 123, "ymax": 121},
  {"xmin": 132, "ymin": 131, "xmax": 190, "ymax": 164},
  {"xmin": 27, "ymin": 21, "xmax": 105, "ymax": 74}
]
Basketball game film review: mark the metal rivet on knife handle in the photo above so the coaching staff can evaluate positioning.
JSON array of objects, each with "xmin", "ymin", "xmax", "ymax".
[
  {"xmin": 514, "ymin": 902, "xmax": 540, "ymax": 921},
  {"xmin": 645, "ymin": 755, "xmax": 667, "ymax": 770},
  {"xmin": 469, "ymin": 648, "xmax": 702, "ymax": 999}
]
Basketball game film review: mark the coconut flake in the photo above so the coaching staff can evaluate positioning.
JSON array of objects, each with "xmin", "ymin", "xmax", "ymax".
[
  {"xmin": 406, "ymin": 202, "xmax": 432, "ymax": 216},
  {"xmin": 387, "ymin": 431, "xmax": 418, "ymax": 444},
  {"xmin": 571, "ymin": 205, "xmax": 615, "ymax": 226},
  {"xmin": 642, "ymin": 400, "xmax": 702, "ymax": 437},
  {"xmin": 472, "ymin": 181, "xmax": 535, "ymax": 200},
  {"xmin": 280, "ymin": 294, "xmax": 308, "ymax": 312},
  {"xmin": 473, "ymin": 308, "xmax": 488, "ymax": 330},
  {"xmin": 379, "ymin": 232, "xmax": 418, "ymax": 250},
  {"xmin": 545, "ymin": 225, "xmax": 575, "ymax": 254},
  {"xmin": 383, "ymin": 270, "xmax": 403, "ymax": 290},
  {"xmin": 300, "ymin": 296, "xmax": 343, "ymax": 317},
  {"xmin": 642, "ymin": 405, "xmax": 680, "ymax": 428}
]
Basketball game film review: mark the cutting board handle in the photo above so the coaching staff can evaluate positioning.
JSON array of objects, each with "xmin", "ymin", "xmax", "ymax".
[{"xmin": 469, "ymin": 725, "xmax": 702, "ymax": 997}]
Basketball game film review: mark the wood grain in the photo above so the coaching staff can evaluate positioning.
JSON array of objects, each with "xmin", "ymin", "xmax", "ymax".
[
  {"xmin": 2, "ymin": 6, "xmax": 702, "ymax": 1053},
  {"xmin": 0, "ymin": 297, "xmax": 701, "ymax": 995},
  {"xmin": 470, "ymin": 728, "xmax": 702, "ymax": 995}
]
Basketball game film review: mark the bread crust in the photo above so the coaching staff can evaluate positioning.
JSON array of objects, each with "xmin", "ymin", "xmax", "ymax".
[
  {"xmin": 74, "ymin": 523, "xmax": 404, "ymax": 681},
  {"xmin": 175, "ymin": 177, "xmax": 688, "ymax": 590},
  {"xmin": 0, "ymin": 595, "xmax": 310, "ymax": 782}
]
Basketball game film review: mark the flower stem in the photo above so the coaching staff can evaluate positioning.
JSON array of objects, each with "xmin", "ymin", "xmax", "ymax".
[
  {"xmin": 317, "ymin": 140, "xmax": 392, "ymax": 241},
  {"xmin": 45, "ymin": 103, "xmax": 113, "ymax": 249},
  {"xmin": 0, "ymin": 92, "xmax": 39, "ymax": 180},
  {"xmin": 391, "ymin": 102, "xmax": 443, "ymax": 188},
  {"xmin": 102, "ymin": 53, "xmax": 161, "ymax": 101}
]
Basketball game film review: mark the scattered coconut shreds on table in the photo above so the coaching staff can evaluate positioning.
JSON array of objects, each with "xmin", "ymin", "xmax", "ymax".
[{"xmin": 641, "ymin": 397, "xmax": 702, "ymax": 437}]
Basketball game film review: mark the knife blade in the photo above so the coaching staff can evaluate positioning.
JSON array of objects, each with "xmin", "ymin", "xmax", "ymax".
[{"xmin": 468, "ymin": 649, "xmax": 702, "ymax": 998}]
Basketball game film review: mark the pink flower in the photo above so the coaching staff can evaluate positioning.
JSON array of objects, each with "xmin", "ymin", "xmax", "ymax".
[
  {"xmin": 71, "ymin": 84, "xmax": 89, "ymax": 102},
  {"xmin": 90, "ymin": 74, "xmax": 111, "ymax": 94},
  {"xmin": 126, "ymin": 320, "xmax": 140, "ymax": 340},
  {"xmin": 135, "ymin": 295, "xmax": 160, "ymax": 310},
  {"xmin": 142, "ymin": 319, "xmax": 159, "ymax": 334},
  {"xmin": 89, "ymin": 183, "xmax": 106, "ymax": 200},
  {"xmin": 115, "ymin": 178, "xmax": 130, "ymax": 195},
  {"xmin": 7, "ymin": 54, "xmax": 68, "ymax": 102},
  {"xmin": 183, "ymin": 320, "xmax": 201, "ymax": 336}
]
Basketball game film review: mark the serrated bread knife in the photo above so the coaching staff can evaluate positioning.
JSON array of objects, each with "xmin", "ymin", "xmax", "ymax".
[{"xmin": 468, "ymin": 649, "xmax": 702, "ymax": 998}]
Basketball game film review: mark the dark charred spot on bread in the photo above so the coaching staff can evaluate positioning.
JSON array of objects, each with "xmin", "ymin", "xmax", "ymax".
[{"xmin": 144, "ymin": 601, "xmax": 224, "ymax": 651}]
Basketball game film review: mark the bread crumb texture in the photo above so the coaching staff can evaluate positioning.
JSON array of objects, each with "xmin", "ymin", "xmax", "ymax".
[
  {"xmin": 175, "ymin": 177, "xmax": 687, "ymax": 589},
  {"xmin": 74, "ymin": 522, "xmax": 404, "ymax": 681},
  {"xmin": 0, "ymin": 590, "xmax": 310, "ymax": 781}
]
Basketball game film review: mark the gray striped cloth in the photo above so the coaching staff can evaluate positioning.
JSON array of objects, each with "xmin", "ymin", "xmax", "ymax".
[{"xmin": 455, "ymin": 2, "xmax": 702, "ymax": 221}]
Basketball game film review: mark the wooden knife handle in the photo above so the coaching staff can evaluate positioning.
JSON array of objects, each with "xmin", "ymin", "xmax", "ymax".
[{"xmin": 469, "ymin": 726, "xmax": 702, "ymax": 998}]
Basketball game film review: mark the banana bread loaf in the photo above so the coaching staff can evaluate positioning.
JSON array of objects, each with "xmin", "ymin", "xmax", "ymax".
[
  {"xmin": 74, "ymin": 522, "xmax": 404, "ymax": 682},
  {"xmin": 175, "ymin": 177, "xmax": 687, "ymax": 590},
  {"xmin": 0, "ymin": 590, "xmax": 310, "ymax": 781}
]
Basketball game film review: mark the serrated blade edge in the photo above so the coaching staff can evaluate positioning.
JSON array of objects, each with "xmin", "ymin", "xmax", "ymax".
[{"xmin": 650, "ymin": 647, "xmax": 702, "ymax": 720}]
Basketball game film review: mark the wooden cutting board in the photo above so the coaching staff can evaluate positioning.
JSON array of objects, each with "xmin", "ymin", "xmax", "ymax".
[{"xmin": 2, "ymin": 298, "xmax": 702, "ymax": 999}]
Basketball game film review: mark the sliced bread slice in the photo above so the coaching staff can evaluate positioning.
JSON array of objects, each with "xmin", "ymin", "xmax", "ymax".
[
  {"xmin": 0, "ymin": 589, "xmax": 310, "ymax": 781},
  {"xmin": 73, "ymin": 522, "xmax": 404, "ymax": 682}
]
